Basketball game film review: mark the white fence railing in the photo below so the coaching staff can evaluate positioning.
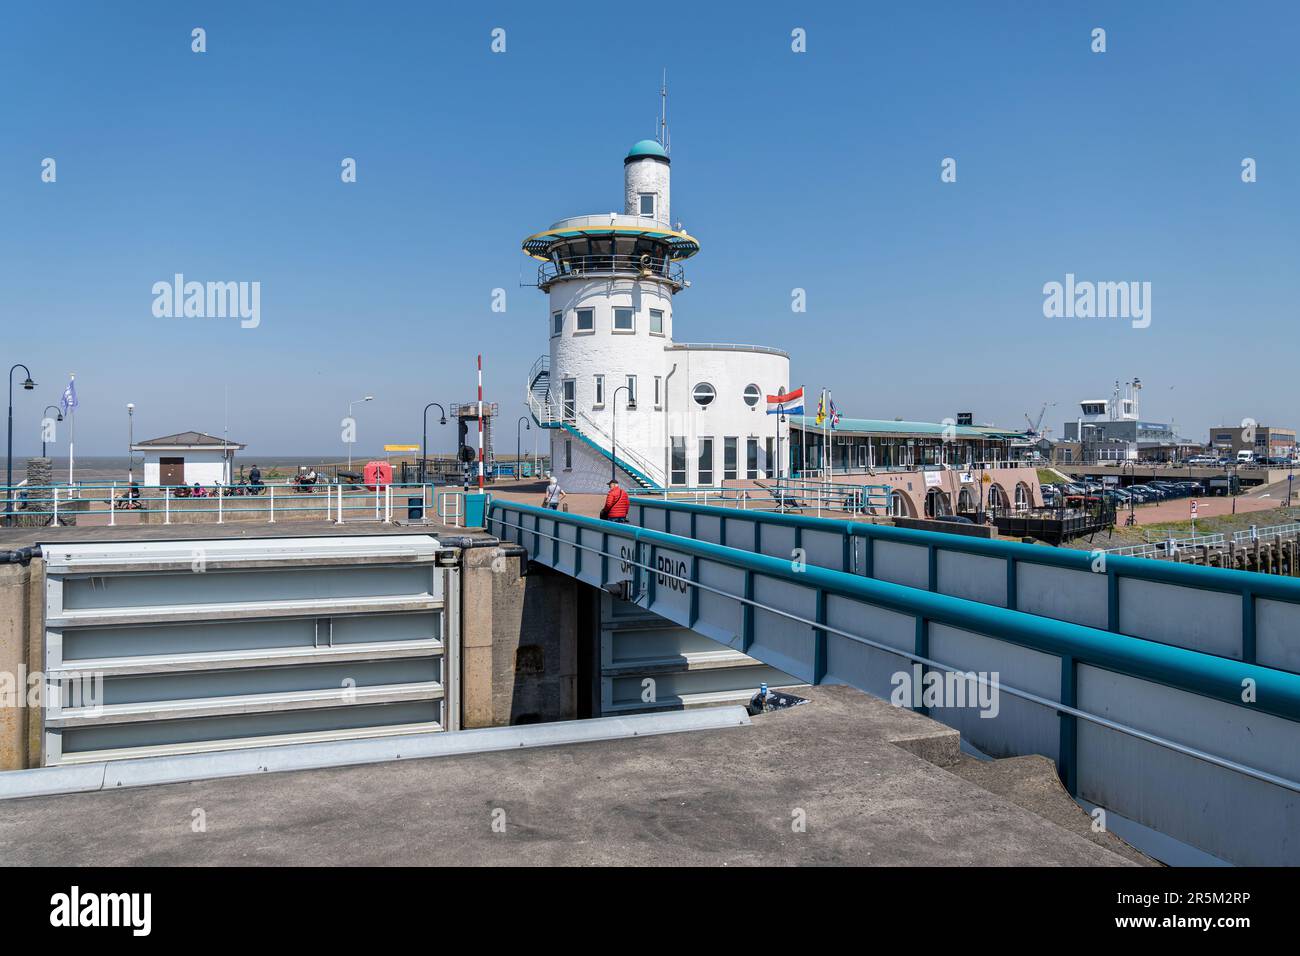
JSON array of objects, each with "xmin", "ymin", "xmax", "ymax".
[{"xmin": 1, "ymin": 482, "xmax": 438, "ymax": 527}]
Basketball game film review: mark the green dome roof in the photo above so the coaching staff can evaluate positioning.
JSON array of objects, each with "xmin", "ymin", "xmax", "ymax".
[{"xmin": 625, "ymin": 139, "xmax": 670, "ymax": 163}]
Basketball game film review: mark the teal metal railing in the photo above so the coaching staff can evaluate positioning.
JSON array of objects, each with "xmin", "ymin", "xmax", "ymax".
[
  {"xmin": 628, "ymin": 497, "xmax": 1300, "ymax": 672},
  {"xmin": 489, "ymin": 497, "xmax": 1300, "ymax": 864}
]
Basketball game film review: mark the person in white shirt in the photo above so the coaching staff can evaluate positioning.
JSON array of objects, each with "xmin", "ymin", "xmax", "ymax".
[{"xmin": 543, "ymin": 476, "xmax": 566, "ymax": 510}]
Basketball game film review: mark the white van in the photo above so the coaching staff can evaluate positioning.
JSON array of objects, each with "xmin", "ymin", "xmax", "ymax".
[{"xmin": 1236, "ymin": 450, "xmax": 1257, "ymax": 465}]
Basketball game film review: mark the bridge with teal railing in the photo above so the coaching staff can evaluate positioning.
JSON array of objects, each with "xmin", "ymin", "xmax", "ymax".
[{"xmin": 487, "ymin": 496, "xmax": 1300, "ymax": 866}]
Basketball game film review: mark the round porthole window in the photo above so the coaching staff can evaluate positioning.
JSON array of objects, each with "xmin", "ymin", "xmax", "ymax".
[
  {"xmin": 743, "ymin": 384, "xmax": 762, "ymax": 407},
  {"xmin": 693, "ymin": 382, "xmax": 716, "ymax": 407}
]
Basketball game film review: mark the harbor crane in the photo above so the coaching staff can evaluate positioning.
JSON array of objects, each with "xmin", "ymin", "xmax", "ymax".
[{"xmin": 1025, "ymin": 402, "xmax": 1057, "ymax": 438}]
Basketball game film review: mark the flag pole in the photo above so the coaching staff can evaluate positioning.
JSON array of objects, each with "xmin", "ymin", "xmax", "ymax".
[
  {"xmin": 67, "ymin": 373, "xmax": 75, "ymax": 494},
  {"xmin": 802, "ymin": 390, "xmax": 808, "ymax": 481},
  {"xmin": 826, "ymin": 389, "xmax": 833, "ymax": 483}
]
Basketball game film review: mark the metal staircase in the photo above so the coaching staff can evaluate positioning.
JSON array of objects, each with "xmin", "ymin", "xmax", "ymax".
[{"xmin": 527, "ymin": 356, "xmax": 663, "ymax": 489}]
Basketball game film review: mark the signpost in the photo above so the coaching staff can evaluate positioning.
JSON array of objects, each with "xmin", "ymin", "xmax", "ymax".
[{"xmin": 1191, "ymin": 498, "xmax": 1198, "ymax": 534}]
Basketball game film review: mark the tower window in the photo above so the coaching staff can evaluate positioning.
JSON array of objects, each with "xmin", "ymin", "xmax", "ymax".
[
  {"xmin": 626, "ymin": 375, "xmax": 637, "ymax": 408},
  {"xmin": 693, "ymin": 382, "xmax": 716, "ymax": 407},
  {"xmin": 593, "ymin": 375, "xmax": 605, "ymax": 408},
  {"xmin": 649, "ymin": 309, "xmax": 664, "ymax": 335},
  {"xmin": 552, "ymin": 311, "xmax": 562, "ymax": 336},
  {"xmin": 613, "ymin": 307, "xmax": 634, "ymax": 332},
  {"xmin": 639, "ymin": 193, "xmax": 655, "ymax": 217},
  {"xmin": 575, "ymin": 309, "xmax": 594, "ymax": 332},
  {"xmin": 743, "ymin": 384, "xmax": 761, "ymax": 407}
]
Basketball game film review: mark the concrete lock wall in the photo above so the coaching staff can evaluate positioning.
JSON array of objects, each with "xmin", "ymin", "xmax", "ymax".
[{"xmin": 453, "ymin": 546, "xmax": 583, "ymax": 729}]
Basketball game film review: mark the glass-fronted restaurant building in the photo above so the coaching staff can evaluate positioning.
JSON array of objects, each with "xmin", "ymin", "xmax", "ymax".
[{"xmin": 789, "ymin": 416, "xmax": 1029, "ymax": 474}]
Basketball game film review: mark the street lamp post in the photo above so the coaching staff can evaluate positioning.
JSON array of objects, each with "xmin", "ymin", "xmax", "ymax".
[
  {"xmin": 346, "ymin": 395, "xmax": 374, "ymax": 470},
  {"xmin": 41, "ymin": 405, "xmax": 62, "ymax": 458},
  {"xmin": 6, "ymin": 364, "xmax": 36, "ymax": 522},
  {"xmin": 516, "ymin": 416, "xmax": 530, "ymax": 480},
  {"xmin": 127, "ymin": 403, "xmax": 135, "ymax": 485},
  {"xmin": 421, "ymin": 403, "xmax": 447, "ymax": 484},
  {"xmin": 610, "ymin": 385, "xmax": 632, "ymax": 483},
  {"xmin": 1121, "ymin": 459, "xmax": 1136, "ymax": 525}
]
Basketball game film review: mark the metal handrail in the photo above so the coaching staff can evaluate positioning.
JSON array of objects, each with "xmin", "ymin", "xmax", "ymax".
[
  {"xmin": 487, "ymin": 501, "xmax": 1300, "ymax": 773},
  {"xmin": 632, "ymin": 481, "xmax": 894, "ymax": 517},
  {"xmin": 488, "ymin": 504, "xmax": 1300, "ymax": 723},
  {"xmin": 1233, "ymin": 522, "xmax": 1300, "ymax": 546},
  {"xmin": 1106, "ymin": 534, "xmax": 1226, "ymax": 558},
  {"xmin": 1, "ymin": 482, "xmax": 435, "ymax": 526},
  {"xmin": 627, "ymin": 496, "xmax": 1300, "ymax": 608},
  {"xmin": 535, "ymin": 254, "xmax": 684, "ymax": 288},
  {"xmin": 526, "ymin": 364, "xmax": 665, "ymax": 486}
]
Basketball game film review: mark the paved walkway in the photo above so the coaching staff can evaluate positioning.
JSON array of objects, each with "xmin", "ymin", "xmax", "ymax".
[{"xmin": 0, "ymin": 687, "xmax": 1147, "ymax": 866}]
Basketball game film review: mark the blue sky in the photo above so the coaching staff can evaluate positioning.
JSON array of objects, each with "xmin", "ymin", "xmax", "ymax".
[{"xmin": 1, "ymin": 1, "xmax": 1296, "ymax": 457}]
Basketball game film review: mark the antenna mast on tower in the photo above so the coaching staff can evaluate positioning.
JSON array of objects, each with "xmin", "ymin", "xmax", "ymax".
[{"xmin": 658, "ymin": 68, "xmax": 670, "ymax": 153}]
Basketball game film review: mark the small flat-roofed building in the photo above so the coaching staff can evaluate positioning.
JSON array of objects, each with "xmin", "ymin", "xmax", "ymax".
[{"xmin": 131, "ymin": 431, "xmax": 245, "ymax": 486}]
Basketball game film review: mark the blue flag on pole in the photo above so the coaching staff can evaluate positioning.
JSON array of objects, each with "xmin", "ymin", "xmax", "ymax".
[{"xmin": 59, "ymin": 378, "xmax": 78, "ymax": 416}]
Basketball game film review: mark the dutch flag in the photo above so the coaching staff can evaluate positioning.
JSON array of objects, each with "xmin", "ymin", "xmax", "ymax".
[{"xmin": 766, "ymin": 386, "xmax": 804, "ymax": 416}]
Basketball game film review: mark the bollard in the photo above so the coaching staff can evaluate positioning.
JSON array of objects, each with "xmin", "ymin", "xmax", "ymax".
[
  {"xmin": 269, "ymin": 485, "xmax": 275, "ymax": 523},
  {"xmin": 164, "ymin": 487, "xmax": 171, "ymax": 524},
  {"xmin": 53, "ymin": 486, "xmax": 59, "ymax": 525},
  {"xmin": 109, "ymin": 483, "xmax": 116, "ymax": 526},
  {"xmin": 218, "ymin": 489, "xmax": 223, "ymax": 524}
]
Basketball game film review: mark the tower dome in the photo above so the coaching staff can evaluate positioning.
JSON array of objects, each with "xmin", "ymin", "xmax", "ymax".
[{"xmin": 625, "ymin": 139, "xmax": 670, "ymax": 164}]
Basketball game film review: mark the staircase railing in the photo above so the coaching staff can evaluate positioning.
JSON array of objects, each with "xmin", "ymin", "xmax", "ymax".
[
  {"xmin": 568, "ymin": 408, "xmax": 665, "ymax": 487},
  {"xmin": 525, "ymin": 356, "xmax": 664, "ymax": 487}
]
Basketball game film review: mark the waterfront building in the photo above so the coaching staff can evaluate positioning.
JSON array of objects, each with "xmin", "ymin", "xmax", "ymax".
[{"xmin": 523, "ymin": 137, "xmax": 789, "ymax": 493}]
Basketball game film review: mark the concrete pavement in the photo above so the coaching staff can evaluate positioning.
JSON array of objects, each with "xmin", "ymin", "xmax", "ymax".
[{"xmin": 0, "ymin": 686, "xmax": 1150, "ymax": 866}]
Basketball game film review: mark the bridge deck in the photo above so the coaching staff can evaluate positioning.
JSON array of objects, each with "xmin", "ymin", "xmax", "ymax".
[{"xmin": 489, "ymin": 498, "xmax": 1300, "ymax": 865}]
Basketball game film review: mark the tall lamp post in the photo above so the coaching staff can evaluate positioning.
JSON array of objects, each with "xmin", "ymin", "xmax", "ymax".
[
  {"xmin": 346, "ymin": 395, "xmax": 374, "ymax": 470},
  {"xmin": 7, "ymin": 364, "xmax": 36, "ymax": 522},
  {"xmin": 610, "ymin": 385, "xmax": 633, "ymax": 483},
  {"xmin": 126, "ymin": 403, "xmax": 135, "ymax": 485},
  {"xmin": 41, "ymin": 405, "xmax": 62, "ymax": 458},
  {"xmin": 1121, "ymin": 459, "xmax": 1136, "ymax": 524},
  {"xmin": 516, "ymin": 416, "xmax": 530, "ymax": 480},
  {"xmin": 421, "ymin": 402, "xmax": 447, "ymax": 484}
]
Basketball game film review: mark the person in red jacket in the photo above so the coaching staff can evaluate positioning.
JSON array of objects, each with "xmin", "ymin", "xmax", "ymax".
[{"xmin": 600, "ymin": 479, "xmax": 630, "ymax": 523}]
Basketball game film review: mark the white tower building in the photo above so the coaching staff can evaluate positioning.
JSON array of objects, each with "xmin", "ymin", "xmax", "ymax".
[{"xmin": 524, "ymin": 137, "xmax": 791, "ymax": 493}]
